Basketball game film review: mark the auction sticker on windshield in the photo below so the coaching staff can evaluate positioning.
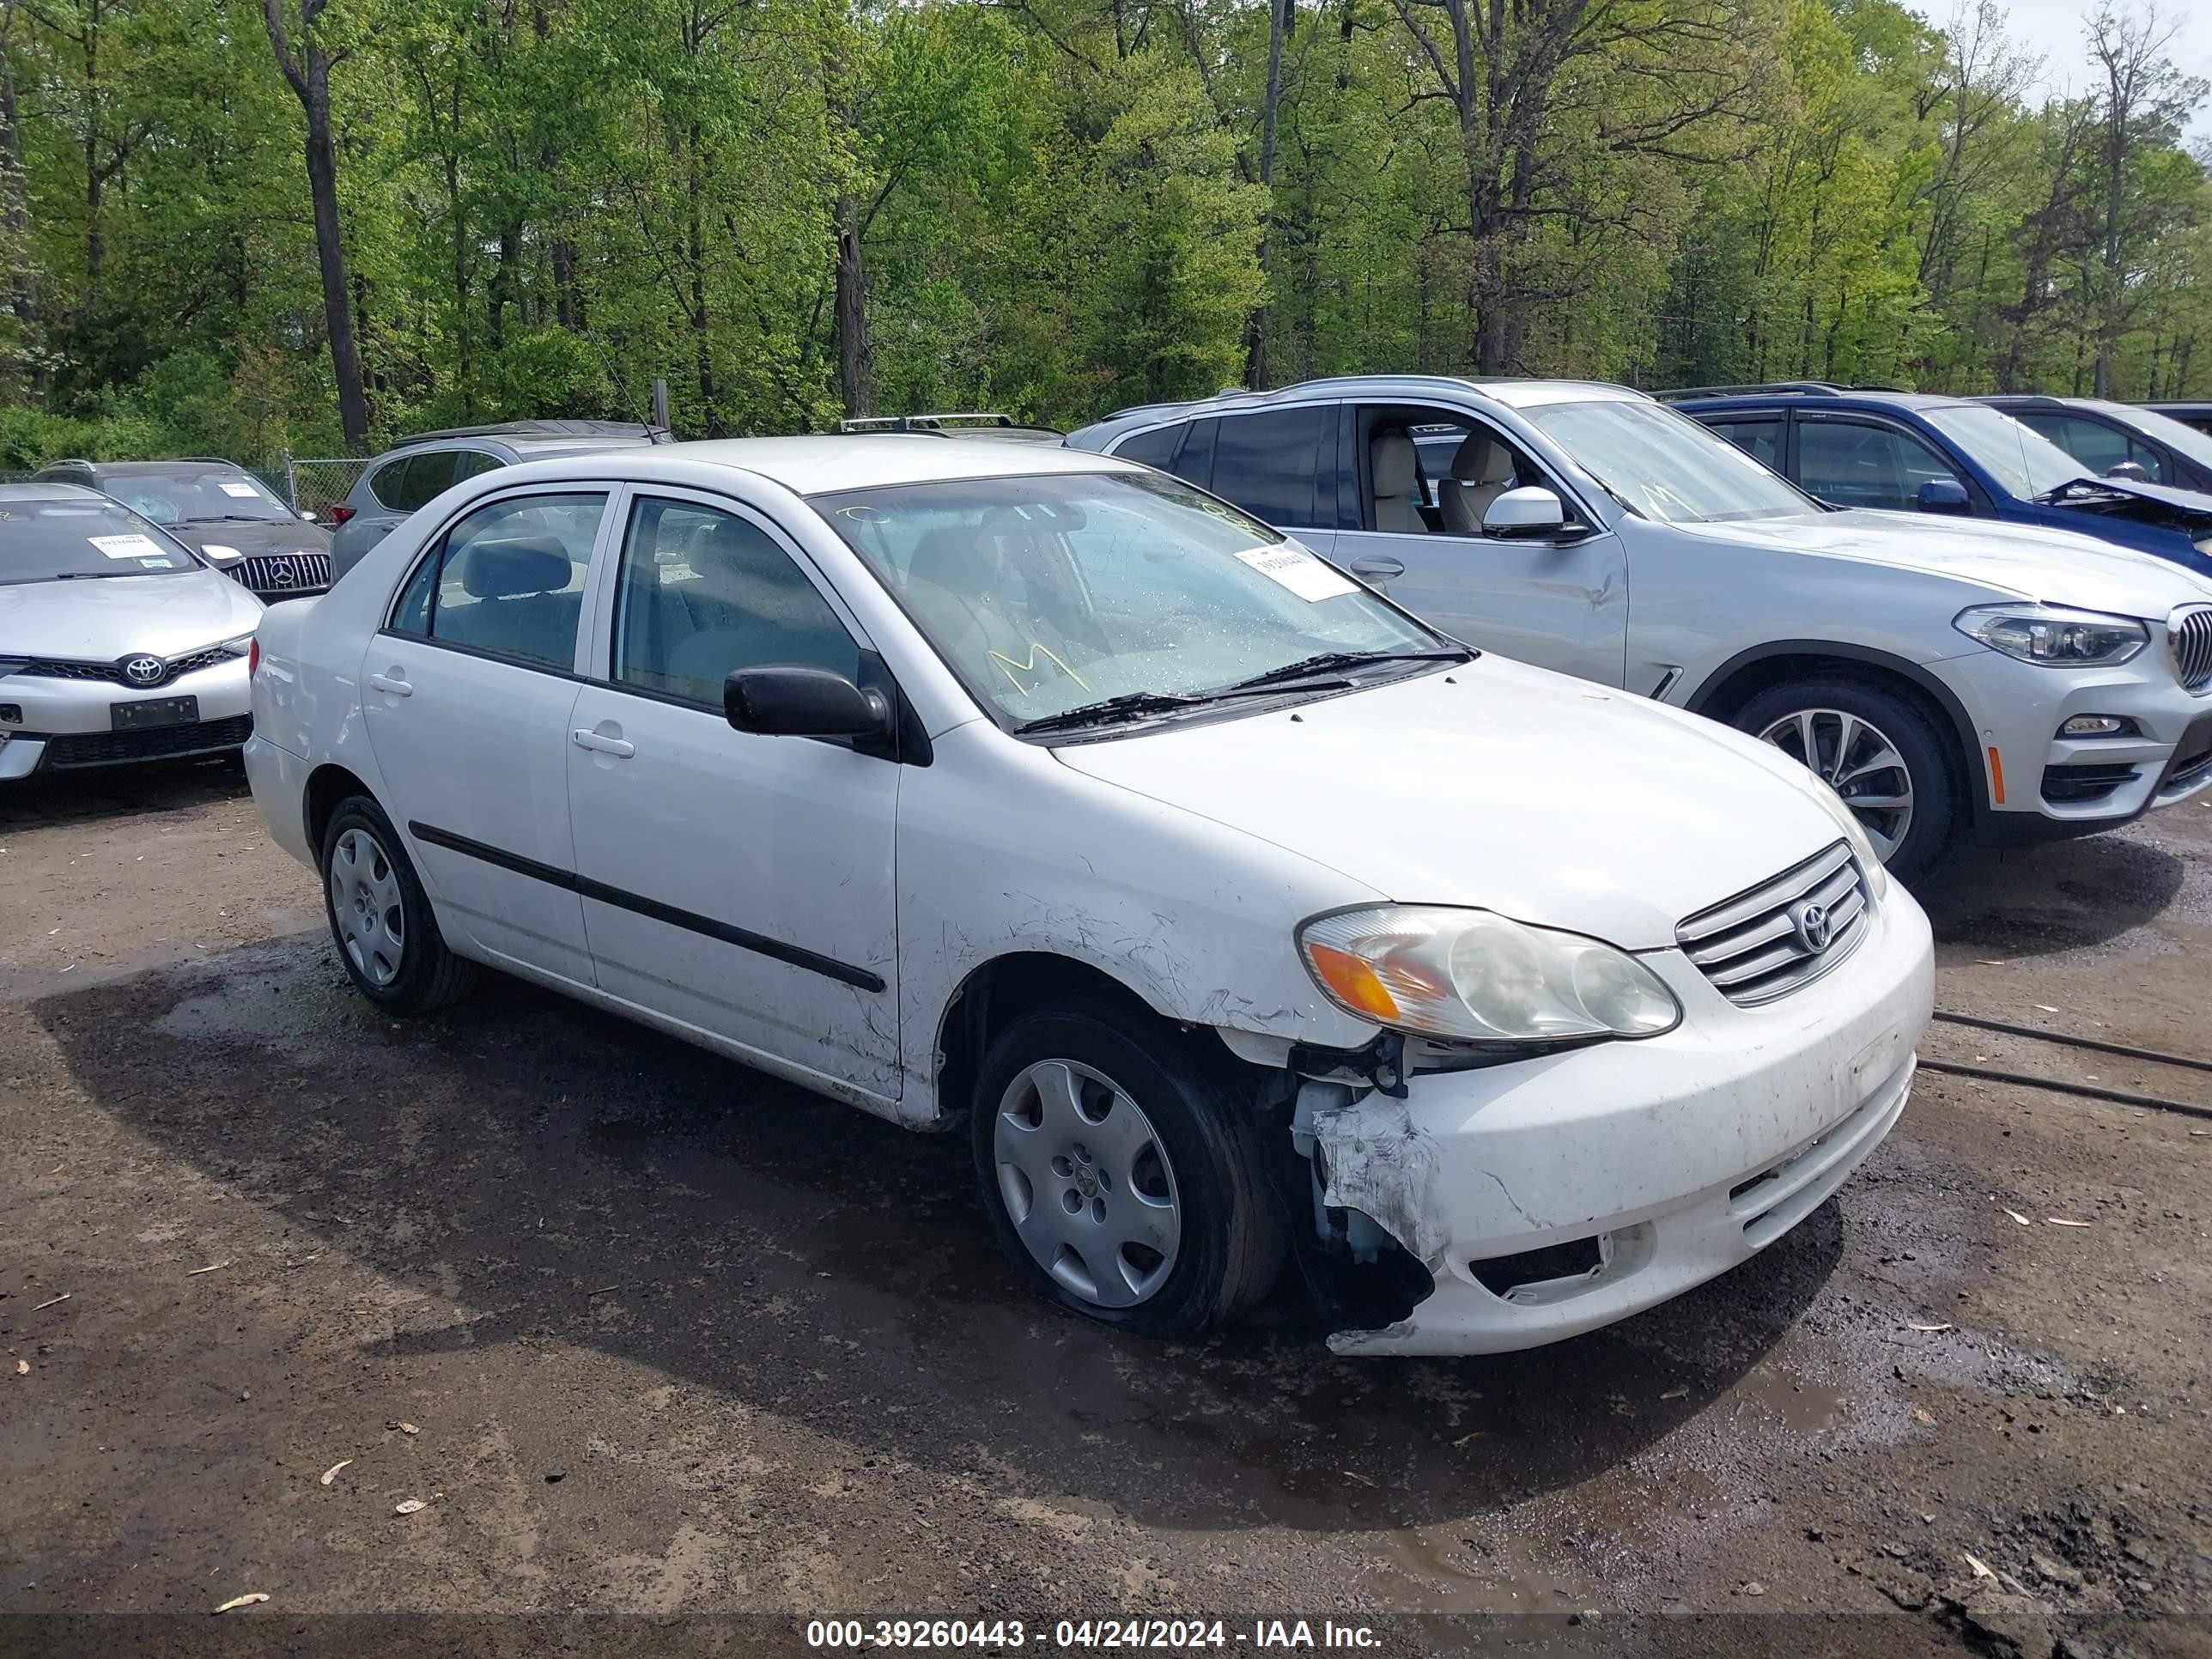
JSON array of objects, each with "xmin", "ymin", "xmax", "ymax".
[
  {"xmin": 88, "ymin": 533, "xmax": 167, "ymax": 560},
  {"xmin": 218, "ymin": 481, "xmax": 260, "ymax": 498},
  {"xmin": 1235, "ymin": 544, "xmax": 1358, "ymax": 602}
]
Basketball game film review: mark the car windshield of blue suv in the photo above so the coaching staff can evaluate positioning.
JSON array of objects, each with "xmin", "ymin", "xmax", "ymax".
[
  {"xmin": 0, "ymin": 498, "xmax": 202, "ymax": 582},
  {"xmin": 1522, "ymin": 398, "xmax": 1814, "ymax": 525},
  {"xmin": 98, "ymin": 468, "xmax": 298, "ymax": 527},
  {"xmin": 817, "ymin": 470, "xmax": 1450, "ymax": 730},
  {"xmin": 1920, "ymin": 404, "xmax": 2086, "ymax": 500}
]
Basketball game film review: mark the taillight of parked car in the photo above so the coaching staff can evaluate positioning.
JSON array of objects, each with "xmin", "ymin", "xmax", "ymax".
[
  {"xmin": 329, "ymin": 504, "xmax": 356, "ymax": 525},
  {"xmin": 248, "ymin": 638, "xmax": 260, "ymax": 677}
]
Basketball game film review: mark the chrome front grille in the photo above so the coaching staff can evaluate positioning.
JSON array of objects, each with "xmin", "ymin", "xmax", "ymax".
[
  {"xmin": 234, "ymin": 551, "xmax": 332, "ymax": 595},
  {"xmin": 2170, "ymin": 605, "xmax": 2212, "ymax": 692},
  {"xmin": 1676, "ymin": 841, "xmax": 1871, "ymax": 1006}
]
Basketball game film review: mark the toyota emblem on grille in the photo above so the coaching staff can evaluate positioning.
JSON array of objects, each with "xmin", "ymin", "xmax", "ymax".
[
  {"xmin": 121, "ymin": 654, "xmax": 165, "ymax": 685},
  {"xmin": 1792, "ymin": 901, "xmax": 1834, "ymax": 955}
]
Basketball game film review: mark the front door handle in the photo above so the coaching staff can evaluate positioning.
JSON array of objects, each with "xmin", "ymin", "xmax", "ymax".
[
  {"xmin": 1349, "ymin": 556, "xmax": 1405, "ymax": 579},
  {"xmin": 571, "ymin": 727, "xmax": 635, "ymax": 759},
  {"xmin": 366, "ymin": 672, "xmax": 412, "ymax": 697}
]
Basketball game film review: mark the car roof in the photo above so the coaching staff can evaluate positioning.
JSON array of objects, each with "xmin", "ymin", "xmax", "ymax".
[
  {"xmin": 503, "ymin": 434, "xmax": 1142, "ymax": 497},
  {"xmin": 54, "ymin": 459, "xmax": 254, "ymax": 477},
  {"xmin": 1665, "ymin": 386, "xmax": 1966, "ymax": 413},
  {"xmin": 1073, "ymin": 374, "xmax": 1645, "ymax": 441},
  {"xmin": 0, "ymin": 481, "xmax": 114, "ymax": 503}
]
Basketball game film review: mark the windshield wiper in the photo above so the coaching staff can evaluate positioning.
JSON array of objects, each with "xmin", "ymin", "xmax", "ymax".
[
  {"xmin": 52, "ymin": 569, "xmax": 145, "ymax": 580},
  {"xmin": 1223, "ymin": 647, "xmax": 1471, "ymax": 691},
  {"xmin": 1014, "ymin": 671, "xmax": 1373, "ymax": 735}
]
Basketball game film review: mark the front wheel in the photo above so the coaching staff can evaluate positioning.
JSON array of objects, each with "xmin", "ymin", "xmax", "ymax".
[
  {"xmin": 970, "ymin": 1000, "xmax": 1286, "ymax": 1339},
  {"xmin": 1733, "ymin": 674, "xmax": 1959, "ymax": 884},
  {"xmin": 319, "ymin": 795, "xmax": 478, "ymax": 1015}
]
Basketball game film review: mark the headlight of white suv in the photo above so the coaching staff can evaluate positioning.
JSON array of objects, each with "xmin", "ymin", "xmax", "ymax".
[
  {"xmin": 1297, "ymin": 906, "xmax": 1681, "ymax": 1044},
  {"xmin": 1954, "ymin": 604, "xmax": 2147, "ymax": 666}
]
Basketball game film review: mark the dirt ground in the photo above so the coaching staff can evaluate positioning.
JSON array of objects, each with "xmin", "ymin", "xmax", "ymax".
[{"xmin": 2, "ymin": 759, "xmax": 2209, "ymax": 1657}]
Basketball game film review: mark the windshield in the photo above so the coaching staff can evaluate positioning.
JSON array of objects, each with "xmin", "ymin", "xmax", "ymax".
[
  {"xmin": 2100, "ymin": 402, "xmax": 2212, "ymax": 473},
  {"xmin": 99, "ymin": 469, "xmax": 296, "ymax": 526},
  {"xmin": 815, "ymin": 471, "xmax": 1445, "ymax": 729},
  {"xmin": 0, "ymin": 497, "xmax": 203, "ymax": 583},
  {"xmin": 1521, "ymin": 399, "xmax": 1814, "ymax": 524},
  {"xmin": 1921, "ymin": 405, "xmax": 2083, "ymax": 500}
]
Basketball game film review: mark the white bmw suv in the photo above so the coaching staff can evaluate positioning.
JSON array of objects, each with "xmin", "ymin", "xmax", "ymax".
[
  {"xmin": 1068, "ymin": 377, "xmax": 2212, "ymax": 881},
  {"xmin": 245, "ymin": 437, "xmax": 1934, "ymax": 1354}
]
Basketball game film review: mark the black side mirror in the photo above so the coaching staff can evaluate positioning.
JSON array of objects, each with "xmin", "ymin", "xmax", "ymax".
[{"xmin": 725, "ymin": 665, "xmax": 891, "ymax": 741}]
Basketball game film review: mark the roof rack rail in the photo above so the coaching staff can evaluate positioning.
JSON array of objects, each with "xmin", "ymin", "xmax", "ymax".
[
  {"xmin": 391, "ymin": 418, "xmax": 672, "ymax": 448},
  {"xmin": 176, "ymin": 455, "xmax": 239, "ymax": 465},
  {"xmin": 838, "ymin": 412, "xmax": 1039, "ymax": 432},
  {"xmin": 45, "ymin": 456, "xmax": 96, "ymax": 469},
  {"xmin": 1657, "ymin": 380, "xmax": 1917, "ymax": 402}
]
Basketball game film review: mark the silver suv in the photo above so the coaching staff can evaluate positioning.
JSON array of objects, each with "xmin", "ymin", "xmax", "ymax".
[
  {"xmin": 1066, "ymin": 375, "xmax": 2212, "ymax": 880},
  {"xmin": 328, "ymin": 420, "xmax": 670, "ymax": 582}
]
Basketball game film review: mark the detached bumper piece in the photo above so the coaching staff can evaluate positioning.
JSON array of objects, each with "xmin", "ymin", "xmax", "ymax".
[{"xmin": 36, "ymin": 714, "xmax": 253, "ymax": 771}]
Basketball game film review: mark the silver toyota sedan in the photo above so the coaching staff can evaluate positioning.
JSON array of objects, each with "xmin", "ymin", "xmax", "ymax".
[{"xmin": 0, "ymin": 483, "xmax": 263, "ymax": 781}]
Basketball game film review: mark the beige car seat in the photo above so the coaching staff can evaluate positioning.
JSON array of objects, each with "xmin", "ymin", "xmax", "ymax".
[
  {"xmin": 1370, "ymin": 433, "xmax": 1426, "ymax": 533},
  {"xmin": 1438, "ymin": 432, "xmax": 1519, "ymax": 533}
]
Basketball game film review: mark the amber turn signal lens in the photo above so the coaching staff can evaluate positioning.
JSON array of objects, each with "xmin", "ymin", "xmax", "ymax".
[{"xmin": 1304, "ymin": 941, "xmax": 1402, "ymax": 1023}]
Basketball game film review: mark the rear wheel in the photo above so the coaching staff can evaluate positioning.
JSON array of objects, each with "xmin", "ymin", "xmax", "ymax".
[
  {"xmin": 1733, "ymin": 674, "xmax": 1958, "ymax": 884},
  {"xmin": 319, "ymin": 795, "xmax": 477, "ymax": 1014},
  {"xmin": 970, "ymin": 1000, "xmax": 1285, "ymax": 1339}
]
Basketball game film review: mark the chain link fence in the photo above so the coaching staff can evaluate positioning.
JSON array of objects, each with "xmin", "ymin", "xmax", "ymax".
[{"xmin": 282, "ymin": 453, "xmax": 371, "ymax": 521}]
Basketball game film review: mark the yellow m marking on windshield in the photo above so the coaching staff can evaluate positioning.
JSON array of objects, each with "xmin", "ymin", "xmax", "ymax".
[{"xmin": 989, "ymin": 641, "xmax": 1091, "ymax": 696}]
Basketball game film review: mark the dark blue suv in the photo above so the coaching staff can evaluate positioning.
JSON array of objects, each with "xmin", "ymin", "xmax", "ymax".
[{"xmin": 1665, "ymin": 383, "xmax": 2212, "ymax": 575}]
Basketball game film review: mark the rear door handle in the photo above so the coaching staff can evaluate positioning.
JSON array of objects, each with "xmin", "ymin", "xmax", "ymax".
[
  {"xmin": 366, "ymin": 672, "xmax": 412, "ymax": 697},
  {"xmin": 571, "ymin": 728, "xmax": 635, "ymax": 758},
  {"xmin": 1349, "ymin": 556, "xmax": 1405, "ymax": 579}
]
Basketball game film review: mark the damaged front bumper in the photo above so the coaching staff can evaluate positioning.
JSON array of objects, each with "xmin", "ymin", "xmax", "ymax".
[{"xmin": 1304, "ymin": 885, "xmax": 1935, "ymax": 1357}]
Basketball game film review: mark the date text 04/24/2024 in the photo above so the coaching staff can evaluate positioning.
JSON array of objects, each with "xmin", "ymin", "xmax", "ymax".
[{"xmin": 804, "ymin": 1620, "xmax": 1382, "ymax": 1650}]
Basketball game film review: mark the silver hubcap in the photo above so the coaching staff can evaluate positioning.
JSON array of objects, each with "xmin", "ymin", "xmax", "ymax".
[
  {"xmin": 993, "ymin": 1059, "xmax": 1182, "ymax": 1310},
  {"xmin": 328, "ymin": 826, "xmax": 405, "ymax": 988},
  {"xmin": 1758, "ymin": 708, "xmax": 1916, "ymax": 865}
]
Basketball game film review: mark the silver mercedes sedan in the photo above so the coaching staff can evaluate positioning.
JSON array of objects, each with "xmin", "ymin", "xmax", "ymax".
[{"xmin": 0, "ymin": 483, "xmax": 263, "ymax": 781}]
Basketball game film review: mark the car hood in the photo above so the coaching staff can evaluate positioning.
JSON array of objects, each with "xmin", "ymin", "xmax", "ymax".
[
  {"xmin": 2047, "ymin": 473, "xmax": 2212, "ymax": 521},
  {"xmin": 1051, "ymin": 656, "xmax": 1852, "ymax": 951},
  {"xmin": 0, "ymin": 569, "xmax": 264, "ymax": 660},
  {"xmin": 1676, "ymin": 510, "xmax": 2212, "ymax": 617},
  {"xmin": 167, "ymin": 518, "xmax": 333, "ymax": 558}
]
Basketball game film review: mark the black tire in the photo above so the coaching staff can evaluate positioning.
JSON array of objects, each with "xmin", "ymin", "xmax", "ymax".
[
  {"xmin": 319, "ymin": 794, "xmax": 478, "ymax": 1015},
  {"xmin": 1732, "ymin": 673, "xmax": 1960, "ymax": 884},
  {"xmin": 970, "ymin": 999, "xmax": 1287, "ymax": 1339}
]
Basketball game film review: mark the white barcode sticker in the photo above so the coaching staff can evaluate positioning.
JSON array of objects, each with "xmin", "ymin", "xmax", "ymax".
[
  {"xmin": 217, "ymin": 480, "xmax": 259, "ymax": 498},
  {"xmin": 88, "ymin": 533, "xmax": 166, "ymax": 560},
  {"xmin": 1235, "ymin": 544, "xmax": 1358, "ymax": 602}
]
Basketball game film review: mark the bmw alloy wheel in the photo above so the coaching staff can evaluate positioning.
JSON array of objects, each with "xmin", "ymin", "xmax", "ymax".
[
  {"xmin": 1758, "ymin": 708, "xmax": 1916, "ymax": 864},
  {"xmin": 328, "ymin": 826, "xmax": 406, "ymax": 988},
  {"xmin": 992, "ymin": 1059, "xmax": 1182, "ymax": 1309}
]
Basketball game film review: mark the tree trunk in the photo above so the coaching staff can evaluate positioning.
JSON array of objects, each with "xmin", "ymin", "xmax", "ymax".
[
  {"xmin": 0, "ymin": 14, "xmax": 39, "ymax": 386},
  {"xmin": 834, "ymin": 191, "xmax": 871, "ymax": 417},
  {"xmin": 265, "ymin": 0, "xmax": 369, "ymax": 448},
  {"xmin": 1243, "ymin": 0, "xmax": 1289, "ymax": 390}
]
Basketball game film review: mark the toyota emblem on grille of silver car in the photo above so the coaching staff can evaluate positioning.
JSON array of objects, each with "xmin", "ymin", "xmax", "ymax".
[
  {"xmin": 122, "ymin": 654, "xmax": 165, "ymax": 685},
  {"xmin": 1792, "ymin": 901, "xmax": 1834, "ymax": 955}
]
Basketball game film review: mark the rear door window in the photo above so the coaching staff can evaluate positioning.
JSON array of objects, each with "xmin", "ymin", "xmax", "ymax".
[
  {"xmin": 1112, "ymin": 423, "xmax": 1188, "ymax": 471},
  {"xmin": 387, "ymin": 492, "xmax": 607, "ymax": 671},
  {"xmin": 1207, "ymin": 406, "xmax": 1334, "ymax": 528},
  {"xmin": 1705, "ymin": 416, "xmax": 1785, "ymax": 471}
]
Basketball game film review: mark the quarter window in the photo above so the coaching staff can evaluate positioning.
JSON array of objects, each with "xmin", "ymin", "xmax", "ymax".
[
  {"xmin": 611, "ymin": 497, "xmax": 862, "ymax": 708},
  {"xmin": 1207, "ymin": 407, "xmax": 1332, "ymax": 527},
  {"xmin": 386, "ymin": 492, "xmax": 606, "ymax": 671},
  {"xmin": 1796, "ymin": 421, "xmax": 1957, "ymax": 512},
  {"xmin": 1112, "ymin": 423, "xmax": 1188, "ymax": 471},
  {"xmin": 373, "ymin": 449, "xmax": 465, "ymax": 513}
]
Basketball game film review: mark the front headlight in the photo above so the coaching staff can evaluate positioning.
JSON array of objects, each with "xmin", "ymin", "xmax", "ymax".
[
  {"xmin": 1954, "ymin": 604, "xmax": 2148, "ymax": 665},
  {"xmin": 1297, "ymin": 906, "xmax": 1681, "ymax": 1045}
]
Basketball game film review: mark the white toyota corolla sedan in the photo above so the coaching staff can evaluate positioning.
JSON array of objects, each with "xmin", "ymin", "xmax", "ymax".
[{"xmin": 244, "ymin": 437, "xmax": 1935, "ymax": 1354}]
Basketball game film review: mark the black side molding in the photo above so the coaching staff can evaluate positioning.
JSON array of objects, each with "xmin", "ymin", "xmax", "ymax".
[{"xmin": 406, "ymin": 820, "xmax": 887, "ymax": 993}]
